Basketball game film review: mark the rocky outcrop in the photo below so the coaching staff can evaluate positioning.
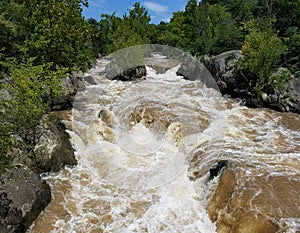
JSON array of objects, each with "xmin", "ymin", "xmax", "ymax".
[
  {"xmin": 176, "ymin": 55, "xmax": 219, "ymax": 90},
  {"xmin": 0, "ymin": 166, "xmax": 51, "ymax": 233},
  {"xmin": 204, "ymin": 50, "xmax": 300, "ymax": 114},
  {"xmin": 51, "ymin": 72, "xmax": 84, "ymax": 111},
  {"xmin": 32, "ymin": 115, "xmax": 77, "ymax": 173},
  {"xmin": 203, "ymin": 50, "xmax": 247, "ymax": 96},
  {"xmin": 13, "ymin": 115, "xmax": 76, "ymax": 173},
  {"xmin": 289, "ymin": 78, "xmax": 300, "ymax": 113},
  {"xmin": 106, "ymin": 65, "xmax": 147, "ymax": 81}
]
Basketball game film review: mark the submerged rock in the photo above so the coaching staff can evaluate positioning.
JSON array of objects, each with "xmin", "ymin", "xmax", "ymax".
[
  {"xmin": 0, "ymin": 166, "xmax": 51, "ymax": 233},
  {"xmin": 206, "ymin": 166, "xmax": 300, "ymax": 232},
  {"xmin": 209, "ymin": 160, "xmax": 228, "ymax": 180}
]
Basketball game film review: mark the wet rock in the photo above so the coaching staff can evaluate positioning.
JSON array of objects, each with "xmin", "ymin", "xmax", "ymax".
[
  {"xmin": 14, "ymin": 115, "xmax": 77, "ymax": 173},
  {"xmin": 176, "ymin": 55, "xmax": 219, "ymax": 90},
  {"xmin": 51, "ymin": 72, "xmax": 84, "ymax": 111},
  {"xmin": 204, "ymin": 51, "xmax": 300, "ymax": 114},
  {"xmin": 209, "ymin": 160, "xmax": 228, "ymax": 180},
  {"xmin": 203, "ymin": 50, "xmax": 245, "ymax": 96},
  {"xmin": 111, "ymin": 66, "xmax": 147, "ymax": 81},
  {"xmin": 84, "ymin": 75, "xmax": 97, "ymax": 85},
  {"xmin": 0, "ymin": 166, "xmax": 51, "ymax": 233},
  {"xmin": 285, "ymin": 77, "xmax": 300, "ymax": 114},
  {"xmin": 145, "ymin": 57, "xmax": 180, "ymax": 74}
]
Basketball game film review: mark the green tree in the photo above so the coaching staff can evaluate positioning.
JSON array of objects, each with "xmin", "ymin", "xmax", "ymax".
[
  {"xmin": 0, "ymin": 0, "xmax": 29, "ymax": 66},
  {"xmin": 23, "ymin": 0, "xmax": 93, "ymax": 71},
  {"xmin": 240, "ymin": 20, "xmax": 287, "ymax": 94},
  {"xmin": 0, "ymin": 59, "xmax": 66, "ymax": 168},
  {"xmin": 158, "ymin": 1, "xmax": 242, "ymax": 55},
  {"xmin": 87, "ymin": 18, "xmax": 102, "ymax": 57},
  {"xmin": 100, "ymin": 2, "xmax": 151, "ymax": 54},
  {"xmin": 158, "ymin": 11, "xmax": 186, "ymax": 48},
  {"xmin": 196, "ymin": 4, "xmax": 243, "ymax": 55}
]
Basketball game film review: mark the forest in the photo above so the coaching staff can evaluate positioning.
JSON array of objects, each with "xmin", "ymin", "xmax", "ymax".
[{"xmin": 0, "ymin": 0, "xmax": 299, "ymax": 168}]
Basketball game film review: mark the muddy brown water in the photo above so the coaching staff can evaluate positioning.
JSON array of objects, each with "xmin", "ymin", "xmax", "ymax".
[{"xmin": 29, "ymin": 59, "xmax": 300, "ymax": 233}]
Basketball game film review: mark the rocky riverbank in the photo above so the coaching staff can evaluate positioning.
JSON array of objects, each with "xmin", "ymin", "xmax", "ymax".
[
  {"xmin": 1, "ymin": 53, "xmax": 298, "ymax": 232},
  {"xmin": 0, "ymin": 71, "xmax": 82, "ymax": 233},
  {"xmin": 202, "ymin": 50, "xmax": 300, "ymax": 114}
]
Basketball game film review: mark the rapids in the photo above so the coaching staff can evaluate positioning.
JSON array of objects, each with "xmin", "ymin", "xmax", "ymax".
[{"xmin": 29, "ymin": 56, "xmax": 300, "ymax": 233}]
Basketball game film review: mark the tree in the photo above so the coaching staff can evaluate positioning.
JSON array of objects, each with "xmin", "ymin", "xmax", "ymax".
[
  {"xmin": 22, "ymin": 0, "xmax": 93, "ymax": 71},
  {"xmin": 240, "ymin": 20, "xmax": 287, "ymax": 94},
  {"xmin": 160, "ymin": 2, "xmax": 242, "ymax": 55},
  {"xmin": 87, "ymin": 18, "xmax": 102, "ymax": 57},
  {"xmin": 99, "ymin": 2, "xmax": 151, "ymax": 54},
  {"xmin": 158, "ymin": 11, "xmax": 186, "ymax": 48},
  {"xmin": 0, "ymin": 59, "xmax": 66, "ymax": 168}
]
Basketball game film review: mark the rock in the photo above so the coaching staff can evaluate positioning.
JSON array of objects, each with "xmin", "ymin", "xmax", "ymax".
[
  {"xmin": 203, "ymin": 50, "xmax": 245, "ymax": 95},
  {"xmin": 111, "ymin": 66, "xmax": 147, "ymax": 81},
  {"xmin": 204, "ymin": 51, "xmax": 300, "ymax": 114},
  {"xmin": 176, "ymin": 55, "xmax": 219, "ymax": 90},
  {"xmin": 0, "ymin": 166, "xmax": 51, "ymax": 233},
  {"xmin": 258, "ymin": 68, "xmax": 300, "ymax": 113},
  {"xmin": 209, "ymin": 160, "xmax": 228, "ymax": 180},
  {"xmin": 51, "ymin": 72, "xmax": 84, "ymax": 111},
  {"xmin": 83, "ymin": 75, "xmax": 97, "ymax": 85},
  {"xmin": 24, "ymin": 115, "xmax": 77, "ymax": 173},
  {"xmin": 50, "ymin": 95, "xmax": 74, "ymax": 111},
  {"xmin": 145, "ymin": 57, "xmax": 180, "ymax": 74},
  {"xmin": 287, "ymin": 77, "xmax": 300, "ymax": 114}
]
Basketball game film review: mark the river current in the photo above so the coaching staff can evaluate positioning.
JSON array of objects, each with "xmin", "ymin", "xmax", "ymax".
[{"xmin": 29, "ymin": 55, "xmax": 300, "ymax": 233}]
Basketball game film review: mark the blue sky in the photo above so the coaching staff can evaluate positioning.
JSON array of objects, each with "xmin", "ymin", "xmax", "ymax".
[{"xmin": 82, "ymin": 0, "xmax": 189, "ymax": 24}]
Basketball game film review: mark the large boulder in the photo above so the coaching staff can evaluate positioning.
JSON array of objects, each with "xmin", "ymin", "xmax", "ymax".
[
  {"xmin": 0, "ymin": 166, "xmax": 51, "ymax": 233},
  {"xmin": 106, "ymin": 65, "xmax": 147, "ymax": 81},
  {"xmin": 203, "ymin": 50, "xmax": 247, "ymax": 96},
  {"xmin": 112, "ymin": 66, "xmax": 147, "ymax": 81},
  {"xmin": 51, "ymin": 72, "xmax": 84, "ymax": 111},
  {"xmin": 176, "ymin": 55, "xmax": 219, "ymax": 90},
  {"xmin": 12, "ymin": 115, "xmax": 77, "ymax": 173},
  {"xmin": 32, "ymin": 115, "xmax": 77, "ymax": 173},
  {"xmin": 289, "ymin": 78, "xmax": 300, "ymax": 113}
]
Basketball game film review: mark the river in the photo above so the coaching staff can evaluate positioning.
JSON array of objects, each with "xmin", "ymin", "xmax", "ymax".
[{"xmin": 29, "ymin": 51, "xmax": 300, "ymax": 233}]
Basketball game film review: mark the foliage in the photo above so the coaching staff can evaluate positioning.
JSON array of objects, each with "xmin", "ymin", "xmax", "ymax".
[
  {"xmin": 158, "ymin": 1, "xmax": 242, "ymax": 55},
  {"xmin": 239, "ymin": 20, "xmax": 287, "ymax": 94},
  {"xmin": 22, "ymin": 0, "xmax": 93, "ymax": 71},
  {"xmin": 0, "ymin": 0, "xmax": 94, "ymax": 72},
  {"xmin": 0, "ymin": 59, "xmax": 66, "ymax": 167},
  {"xmin": 99, "ymin": 2, "xmax": 151, "ymax": 54}
]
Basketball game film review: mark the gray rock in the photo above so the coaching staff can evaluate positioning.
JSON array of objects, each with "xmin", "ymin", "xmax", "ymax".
[
  {"xmin": 107, "ymin": 65, "xmax": 147, "ymax": 81},
  {"xmin": 176, "ymin": 55, "xmax": 219, "ymax": 90},
  {"xmin": 288, "ymin": 78, "xmax": 300, "ymax": 114},
  {"xmin": 51, "ymin": 72, "xmax": 84, "ymax": 111},
  {"xmin": 0, "ymin": 166, "xmax": 51, "ymax": 233},
  {"xmin": 203, "ymin": 50, "xmax": 245, "ymax": 95},
  {"xmin": 204, "ymin": 50, "xmax": 300, "ymax": 114},
  {"xmin": 22, "ymin": 115, "xmax": 77, "ymax": 173},
  {"xmin": 83, "ymin": 75, "xmax": 97, "ymax": 85}
]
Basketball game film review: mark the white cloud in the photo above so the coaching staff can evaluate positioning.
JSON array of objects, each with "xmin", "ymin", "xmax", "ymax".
[
  {"xmin": 90, "ymin": 0, "xmax": 106, "ymax": 7},
  {"xmin": 143, "ymin": 1, "xmax": 169, "ymax": 13}
]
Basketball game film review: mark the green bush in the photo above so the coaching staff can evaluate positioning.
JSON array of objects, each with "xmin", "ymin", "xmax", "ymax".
[
  {"xmin": 239, "ymin": 20, "xmax": 287, "ymax": 94},
  {"xmin": 0, "ymin": 59, "xmax": 66, "ymax": 168}
]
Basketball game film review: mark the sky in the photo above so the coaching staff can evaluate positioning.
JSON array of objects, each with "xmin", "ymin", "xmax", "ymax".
[{"xmin": 81, "ymin": 0, "xmax": 189, "ymax": 24}]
